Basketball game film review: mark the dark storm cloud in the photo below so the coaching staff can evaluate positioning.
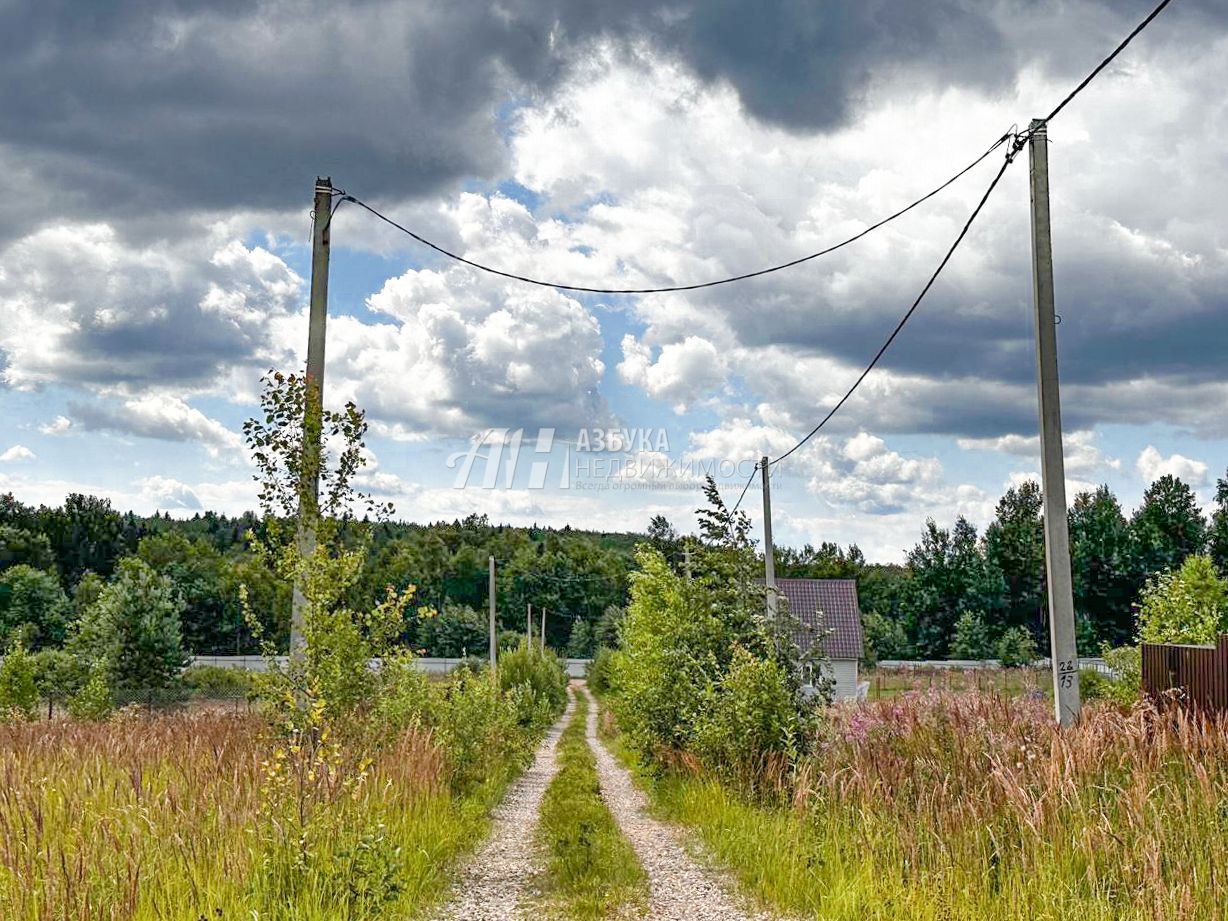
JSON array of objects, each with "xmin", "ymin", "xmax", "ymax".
[{"xmin": 3, "ymin": 0, "xmax": 1190, "ymax": 237}]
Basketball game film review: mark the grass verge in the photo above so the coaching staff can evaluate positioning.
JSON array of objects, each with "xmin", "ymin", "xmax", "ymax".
[
  {"xmin": 600, "ymin": 691, "xmax": 1228, "ymax": 921},
  {"xmin": 0, "ymin": 710, "xmax": 531, "ymax": 920},
  {"xmin": 535, "ymin": 689, "xmax": 647, "ymax": 920}
]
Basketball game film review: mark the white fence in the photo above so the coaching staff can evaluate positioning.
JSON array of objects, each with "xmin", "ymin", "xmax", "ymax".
[
  {"xmin": 877, "ymin": 657, "xmax": 1114, "ymax": 676},
  {"xmin": 190, "ymin": 655, "xmax": 593, "ymax": 678}
]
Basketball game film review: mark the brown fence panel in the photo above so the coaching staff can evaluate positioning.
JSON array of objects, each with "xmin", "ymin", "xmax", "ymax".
[{"xmin": 1142, "ymin": 635, "xmax": 1228, "ymax": 712}]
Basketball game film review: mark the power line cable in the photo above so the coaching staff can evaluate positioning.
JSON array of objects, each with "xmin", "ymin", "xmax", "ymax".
[
  {"xmin": 1033, "ymin": 0, "xmax": 1175, "ymax": 131},
  {"xmin": 762, "ymin": 0, "xmax": 1176, "ymax": 472},
  {"xmin": 339, "ymin": 133, "xmax": 1011, "ymax": 295},
  {"xmin": 769, "ymin": 152, "xmax": 1016, "ymax": 468},
  {"xmin": 729, "ymin": 462, "xmax": 758, "ymax": 516}
]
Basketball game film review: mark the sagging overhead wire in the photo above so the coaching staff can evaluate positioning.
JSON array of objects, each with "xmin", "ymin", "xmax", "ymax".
[
  {"xmin": 724, "ymin": 146, "xmax": 1019, "ymax": 517},
  {"xmin": 737, "ymin": 0, "xmax": 1177, "ymax": 493},
  {"xmin": 768, "ymin": 151, "xmax": 1017, "ymax": 471},
  {"xmin": 338, "ymin": 132, "xmax": 1013, "ymax": 295}
]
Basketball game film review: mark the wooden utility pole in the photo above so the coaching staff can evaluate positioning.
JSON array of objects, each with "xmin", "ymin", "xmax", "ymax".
[
  {"xmin": 291, "ymin": 176, "xmax": 333, "ymax": 657},
  {"xmin": 488, "ymin": 556, "xmax": 497, "ymax": 670},
  {"xmin": 760, "ymin": 457, "xmax": 778, "ymax": 636},
  {"xmin": 1028, "ymin": 120, "xmax": 1081, "ymax": 726}
]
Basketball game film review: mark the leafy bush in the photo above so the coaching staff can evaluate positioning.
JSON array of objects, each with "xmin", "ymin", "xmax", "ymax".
[
  {"xmin": 1102, "ymin": 643, "xmax": 1141, "ymax": 690},
  {"xmin": 181, "ymin": 664, "xmax": 253, "ymax": 697},
  {"xmin": 949, "ymin": 611, "xmax": 994, "ymax": 660},
  {"xmin": 498, "ymin": 641, "xmax": 567, "ymax": 728},
  {"xmin": 0, "ymin": 642, "xmax": 39, "ymax": 720},
  {"xmin": 0, "ymin": 564, "xmax": 71, "ymax": 649},
  {"xmin": 565, "ymin": 619, "xmax": 595, "ymax": 657},
  {"xmin": 586, "ymin": 647, "xmax": 617, "ymax": 695},
  {"xmin": 1138, "ymin": 554, "xmax": 1228, "ymax": 645},
  {"xmin": 30, "ymin": 647, "xmax": 83, "ymax": 702},
  {"xmin": 369, "ymin": 653, "xmax": 436, "ymax": 735},
  {"xmin": 692, "ymin": 647, "xmax": 802, "ymax": 789},
  {"xmin": 612, "ymin": 480, "xmax": 810, "ymax": 776},
  {"xmin": 860, "ymin": 609, "xmax": 911, "ymax": 666},
  {"xmin": 1082, "ymin": 644, "xmax": 1143, "ymax": 706},
  {"xmin": 612, "ymin": 549, "xmax": 720, "ymax": 757},
  {"xmin": 431, "ymin": 668, "xmax": 522, "ymax": 794},
  {"xmin": 414, "ymin": 603, "xmax": 489, "ymax": 658},
  {"xmin": 68, "ymin": 661, "xmax": 114, "ymax": 721},
  {"xmin": 996, "ymin": 626, "xmax": 1038, "ymax": 668}
]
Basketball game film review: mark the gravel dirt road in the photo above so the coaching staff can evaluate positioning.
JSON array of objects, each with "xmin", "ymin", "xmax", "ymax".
[
  {"xmin": 427, "ymin": 695, "xmax": 575, "ymax": 921},
  {"xmin": 583, "ymin": 687, "xmax": 776, "ymax": 921}
]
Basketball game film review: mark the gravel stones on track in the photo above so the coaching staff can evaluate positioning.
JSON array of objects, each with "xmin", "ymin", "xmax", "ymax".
[
  {"xmin": 428, "ymin": 695, "xmax": 575, "ymax": 921},
  {"xmin": 583, "ymin": 687, "xmax": 776, "ymax": 921}
]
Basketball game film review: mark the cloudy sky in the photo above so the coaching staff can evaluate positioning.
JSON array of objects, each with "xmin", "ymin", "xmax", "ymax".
[{"xmin": 1, "ymin": 0, "xmax": 1225, "ymax": 560}]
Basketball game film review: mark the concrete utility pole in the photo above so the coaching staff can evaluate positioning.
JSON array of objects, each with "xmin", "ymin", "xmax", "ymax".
[
  {"xmin": 1028, "ymin": 120, "xmax": 1081, "ymax": 726},
  {"xmin": 527, "ymin": 602, "xmax": 533, "ymax": 647},
  {"xmin": 540, "ymin": 607, "xmax": 547, "ymax": 653},
  {"xmin": 683, "ymin": 544, "xmax": 692, "ymax": 582},
  {"xmin": 488, "ymin": 556, "xmax": 497, "ymax": 670},
  {"xmin": 291, "ymin": 176, "xmax": 334, "ymax": 658},
  {"xmin": 760, "ymin": 457, "xmax": 778, "ymax": 636}
]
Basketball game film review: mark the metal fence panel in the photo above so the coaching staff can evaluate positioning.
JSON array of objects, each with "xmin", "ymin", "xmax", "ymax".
[{"xmin": 1142, "ymin": 635, "xmax": 1228, "ymax": 712}]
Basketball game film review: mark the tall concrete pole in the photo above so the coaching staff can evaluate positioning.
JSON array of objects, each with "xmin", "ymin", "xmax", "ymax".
[
  {"xmin": 527, "ymin": 602, "xmax": 533, "ymax": 648},
  {"xmin": 1028, "ymin": 120, "xmax": 1081, "ymax": 726},
  {"xmin": 291, "ymin": 176, "xmax": 333, "ymax": 658},
  {"xmin": 488, "ymin": 555, "xmax": 497, "ymax": 670},
  {"xmin": 760, "ymin": 458, "xmax": 778, "ymax": 640},
  {"xmin": 540, "ymin": 607, "xmax": 547, "ymax": 654}
]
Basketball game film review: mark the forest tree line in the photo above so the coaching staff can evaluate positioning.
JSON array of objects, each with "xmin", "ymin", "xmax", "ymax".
[
  {"xmin": 2, "ymin": 464, "xmax": 1227, "ymax": 672},
  {"xmin": 0, "ymin": 495, "xmax": 636, "ymax": 662}
]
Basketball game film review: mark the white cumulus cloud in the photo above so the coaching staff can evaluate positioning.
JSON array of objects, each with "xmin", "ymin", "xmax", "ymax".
[
  {"xmin": 0, "ymin": 445, "xmax": 36, "ymax": 462},
  {"xmin": 1136, "ymin": 445, "xmax": 1208, "ymax": 487}
]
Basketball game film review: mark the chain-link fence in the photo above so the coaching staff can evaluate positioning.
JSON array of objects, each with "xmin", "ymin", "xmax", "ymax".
[{"xmin": 33, "ymin": 685, "xmax": 255, "ymax": 719}]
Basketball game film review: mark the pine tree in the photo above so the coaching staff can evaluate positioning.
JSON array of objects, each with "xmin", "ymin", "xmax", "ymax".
[{"xmin": 70, "ymin": 558, "xmax": 188, "ymax": 691}]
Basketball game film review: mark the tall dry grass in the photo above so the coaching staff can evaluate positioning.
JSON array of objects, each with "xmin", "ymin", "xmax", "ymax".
[
  {"xmin": 644, "ymin": 692, "xmax": 1228, "ymax": 920},
  {"xmin": 0, "ymin": 711, "xmax": 477, "ymax": 920}
]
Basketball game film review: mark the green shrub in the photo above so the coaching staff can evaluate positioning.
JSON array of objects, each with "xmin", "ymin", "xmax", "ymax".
[
  {"xmin": 0, "ymin": 642, "xmax": 39, "ymax": 720},
  {"xmin": 0, "ymin": 564, "xmax": 71, "ymax": 649},
  {"xmin": 30, "ymin": 647, "xmax": 83, "ymax": 702},
  {"xmin": 586, "ymin": 646, "xmax": 617, "ymax": 695},
  {"xmin": 68, "ymin": 661, "xmax": 114, "ymax": 721},
  {"xmin": 1138, "ymin": 554, "xmax": 1228, "ymax": 645},
  {"xmin": 1078, "ymin": 667, "xmax": 1112, "ymax": 701},
  {"xmin": 996, "ymin": 626, "xmax": 1038, "ymax": 668},
  {"xmin": 414, "ymin": 603, "xmax": 489, "ymax": 658},
  {"xmin": 70, "ymin": 557, "xmax": 189, "ymax": 691},
  {"xmin": 497, "ymin": 641, "xmax": 567, "ymax": 728},
  {"xmin": 432, "ymin": 669, "xmax": 521, "ymax": 793},
  {"xmin": 692, "ymin": 647, "xmax": 802, "ymax": 788},
  {"xmin": 181, "ymin": 664, "xmax": 253, "ymax": 697},
  {"xmin": 371, "ymin": 653, "xmax": 436, "ymax": 735},
  {"xmin": 565, "ymin": 619, "xmax": 594, "ymax": 658},
  {"xmin": 1081, "ymin": 644, "xmax": 1142, "ymax": 706},
  {"xmin": 860, "ymin": 609, "xmax": 911, "ymax": 666},
  {"xmin": 611, "ymin": 549, "xmax": 722, "ymax": 757},
  {"xmin": 949, "ymin": 611, "xmax": 994, "ymax": 660}
]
